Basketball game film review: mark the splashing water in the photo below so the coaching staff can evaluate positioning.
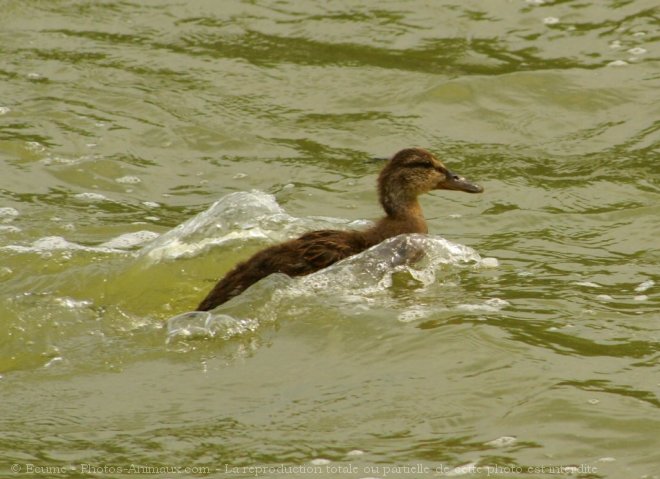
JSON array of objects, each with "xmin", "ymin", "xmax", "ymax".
[
  {"xmin": 165, "ymin": 225, "xmax": 496, "ymax": 342},
  {"xmin": 140, "ymin": 190, "xmax": 368, "ymax": 262}
]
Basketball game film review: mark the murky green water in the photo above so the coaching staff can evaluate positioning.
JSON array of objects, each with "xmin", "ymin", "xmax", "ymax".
[{"xmin": 1, "ymin": 1, "xmax": 658, "ymax": 478}]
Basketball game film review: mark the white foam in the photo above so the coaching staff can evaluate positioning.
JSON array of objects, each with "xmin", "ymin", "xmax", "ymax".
[
  {"xmin": 41, "ymin": 156, "xmax": 78, "ymax": 166},
  {"xmin": 100, "ymin": 231, "xmax": 160, "ymax": 249},
  {"xmin": 25, "ymin": 141, "xmax": 45, "ymax": 151},
  {"xmin": 485, "ymin": 436, "xmax": 517, "ymax": 447},
  {"xmin": 480, "ymin": 257, "xmax": 499, "ymax": 268},
  {"xmin": 457, "ymin": 297, "xmax": 509, "ymax": 312},
  {"xmin": 607, "ymin": 60, "xmax": 628, "ymax": 67},
  {"xmin": 628, "ymin": 47, "xmax": 647, "ymax": 55},
  {"xmin": 115, "ymin": 175, "xmax": 142, "ymax": 184},
  {"xmin": 346, "ymin": 450, "xmax": 364, "ymax": 456},
  {"xmin": 596, "ymin": 294, "xmax": 614, "ymax": 301},
  {"xmin": 73, "ymin": 192, "xmax": 112, "ymax": 202},
  {"xmin": 635, "ymin": 280, "xmax": 654, "ymax": 292},
  {"xmin": 0, "ymin": 207, "xmax": 19, "ymax": 219},
  {"xmin": 2, "ymin": 236, "xmax": 117, "ymax": 254}
]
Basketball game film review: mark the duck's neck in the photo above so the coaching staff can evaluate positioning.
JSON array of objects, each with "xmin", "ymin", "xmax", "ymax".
[{"xmin": 364, "ymin": 197, "xmax": 428, "ymax": 246}]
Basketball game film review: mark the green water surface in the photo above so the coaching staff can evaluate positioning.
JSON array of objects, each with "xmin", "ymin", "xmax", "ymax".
[{"xmin": 1, "ymin": 1, "xmax": 659, "ymax": 478}]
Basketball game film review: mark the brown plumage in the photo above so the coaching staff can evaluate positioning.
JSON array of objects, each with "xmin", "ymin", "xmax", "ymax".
[{"xmin": 196, "ymin": 148, "xmax": 483, "ymax": 311}]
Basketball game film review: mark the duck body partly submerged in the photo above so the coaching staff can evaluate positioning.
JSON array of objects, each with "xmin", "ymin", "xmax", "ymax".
[{"xmin": 196, "ymin": 148, "xmax": 482, "ymax": 311}]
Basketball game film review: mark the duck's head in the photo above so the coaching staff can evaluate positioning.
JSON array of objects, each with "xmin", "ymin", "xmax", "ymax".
[{"xmin": 377, "ymin": 148, "xmax": 483, "ymax": 215}]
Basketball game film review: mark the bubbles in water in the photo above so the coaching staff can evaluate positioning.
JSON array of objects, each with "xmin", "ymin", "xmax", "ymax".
[
  {"xmin": 607, "ymin": 60, "xmax": 628, "ymax": 67},
  {"xmin": 41, "ymin": 155, "xmax": 78, "ymax": 166},
  {"xmin": 543, "ymin": 17, "xmax": 560, "ymax": 25},
  {"xmin": 0, "ymin": 106, "xmax": 10, "ymax": 115},
  {"xmin": 398, "ymin": 305, "xmax": 433, "ymax": 323},
  {"xmin": 115, "ymin": 175, "xmax": 142, "ymax": 184},
  {"xmin": 54, "ymin": 297, "xmax": 92, "ymax": 309}
]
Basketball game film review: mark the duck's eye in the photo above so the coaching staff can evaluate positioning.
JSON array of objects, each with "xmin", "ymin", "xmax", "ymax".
[{"xmin": 407, "ymin": 161, "xmax": 434, "ymax": 169}]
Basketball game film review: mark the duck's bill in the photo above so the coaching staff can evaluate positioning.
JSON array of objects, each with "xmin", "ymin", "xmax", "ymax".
[{"xmin": 441, "ymin": 170, "xmax": 484, "ymax": 193}]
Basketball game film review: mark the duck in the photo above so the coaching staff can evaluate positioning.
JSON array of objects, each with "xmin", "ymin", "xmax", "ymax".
[{"xmin": 196, "ymin": 147, "xmax": 483, "ymax": 311}]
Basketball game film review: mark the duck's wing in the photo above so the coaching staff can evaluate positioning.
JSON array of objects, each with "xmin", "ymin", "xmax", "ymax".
[{"xmin": 296, "ymin": 230, "xmax": 365, "ymax": 271}]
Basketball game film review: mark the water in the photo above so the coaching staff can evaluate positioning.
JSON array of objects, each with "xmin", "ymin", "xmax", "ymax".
[{"xmin": 1, "ymin": 1, "xmax": 658, "ymax": 478}]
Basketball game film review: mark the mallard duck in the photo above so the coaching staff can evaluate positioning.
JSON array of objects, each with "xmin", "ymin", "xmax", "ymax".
[{"xmin": 196, "ymin": 147, "xmax": 483, "ymax": 311}]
